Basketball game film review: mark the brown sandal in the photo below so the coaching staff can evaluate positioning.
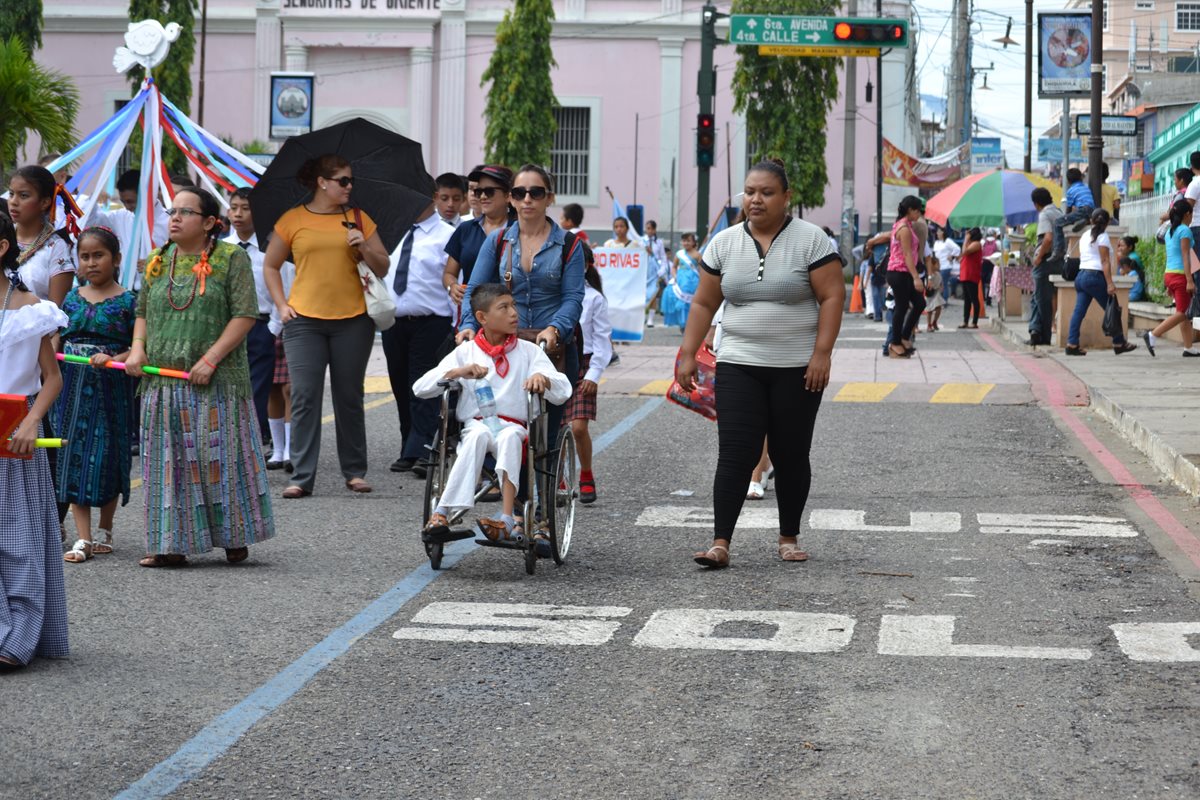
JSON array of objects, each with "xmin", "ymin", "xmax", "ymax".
[
  {"xmin": 345, "ymin": 478, "xmax": 372, "ymax": 493},
  {"xmin": 139, "ymin": 554, "xmax": 188, "ymax": 568},
  {"xmin": 225, "ymin": 547, "xmax": 249, "ymax": 564},
  {"xmin": 778, "ymin": 542, "xmax": 809, "ymax": 562},
  {"xmin": 693, "ymin": 544, "xmax": 730, "ymax": 569},
  {"xmin": 282, "ymin": 486, "xmax": 311, "ymax": 499}
]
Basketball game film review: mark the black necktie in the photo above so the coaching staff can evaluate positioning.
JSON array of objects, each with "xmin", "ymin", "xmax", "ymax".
[
  {"xmin": 238, "ymin": 241, "xmax": 251, "ymax": 250},
  {"xmin": 393, "ymin": 225, "xmax": 417, "ymax": 295}
]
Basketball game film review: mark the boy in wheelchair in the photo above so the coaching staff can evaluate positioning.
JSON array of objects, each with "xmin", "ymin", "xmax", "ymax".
[{"xmin": 413, "ymin": 283, "xmax": 572, "ymax": 545}]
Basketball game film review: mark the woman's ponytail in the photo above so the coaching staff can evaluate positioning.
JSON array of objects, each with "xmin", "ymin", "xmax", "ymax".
[{"xmin": 1169, "ymin": 198, "xmax": 1191, "ymax": 237}]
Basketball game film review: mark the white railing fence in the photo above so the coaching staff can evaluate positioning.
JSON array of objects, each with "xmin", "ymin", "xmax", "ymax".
[{"xmin": 1120, "ymin": 194, "xmax": 1170, "ymax": 240}]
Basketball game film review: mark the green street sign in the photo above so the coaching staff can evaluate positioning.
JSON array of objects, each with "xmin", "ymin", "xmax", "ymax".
[{"xmin": 729, "ymin": 15, "xmax": 909, "ymax": 49}]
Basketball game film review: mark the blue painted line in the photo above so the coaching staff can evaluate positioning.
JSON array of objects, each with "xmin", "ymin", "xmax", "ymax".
[{"xmin": 114, "ymin": 396, "xmax": 663, "ymax": 799}]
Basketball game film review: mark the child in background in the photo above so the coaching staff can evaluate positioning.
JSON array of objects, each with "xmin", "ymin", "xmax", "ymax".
[
  {"xmin": 0, "ymin": 213, "xmax": 69, "ymax": 668},
  {"xmin": 567, "ymin": 248, "xmax": 612, "ymax": 504},
  {"xmin": 414, "ymin": 284, "xmax": 571, "ymax": 550},
  {"xmin": 924, "ymin": 267, "xmax": 944, "ymax": 332},
  {"xmin": 434, "ymin": 173, "xmax": 467, "ymax": 227},
  {"xmin": 55, "ymin": 227, "xmax": 136, "ymax": 562},
  {"xmin": 1051, "ymin": 168, "xmax": 1096, "ymax": 261}
]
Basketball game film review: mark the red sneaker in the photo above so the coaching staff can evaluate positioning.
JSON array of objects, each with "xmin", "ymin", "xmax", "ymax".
[{"xmin": 580, "ymin": 479, "xmax": 596, "ymax": 504}]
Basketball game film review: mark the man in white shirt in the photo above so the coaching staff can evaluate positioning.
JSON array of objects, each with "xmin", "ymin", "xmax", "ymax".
[
  {"xmin": 383, "ymin": 202, "xmax": 457, "ymax": 476},
  {"xmin": 226, "ymin": 187, "xmax": 276, "ymax": 437},
  {"xmin": 1187, "ymin": 151, "xmax": 1200, "ymax": 263}
]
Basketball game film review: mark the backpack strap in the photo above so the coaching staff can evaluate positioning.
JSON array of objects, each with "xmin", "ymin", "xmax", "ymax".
[
  {"xmin": 496, "ymin": 224, "xmax": 512, "ymax": 289},
  {"xmin": 561, "ymin": 231, "xmax": 579, "ymax": 270}
]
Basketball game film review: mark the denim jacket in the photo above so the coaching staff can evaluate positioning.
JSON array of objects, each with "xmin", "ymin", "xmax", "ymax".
[{"xmin": 459, "ymin": 218, "xmax": 585, "ymax": 338}]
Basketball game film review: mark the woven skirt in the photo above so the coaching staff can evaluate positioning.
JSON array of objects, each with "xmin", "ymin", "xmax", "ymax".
[
  {"xmin": 141, "ymin": 383, "xmax": 276, "ymax": 555},
  {"xmin": 0, "ymin": 399, "xmax": 69, "ymax": 664},
  {"xmin": 273, "ymin": 335, "xmax": 290, "ymax": 385}
]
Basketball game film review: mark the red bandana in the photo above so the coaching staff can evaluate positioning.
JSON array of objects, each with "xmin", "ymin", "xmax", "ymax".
[{"xmin": 474, "ymin": 334, "xmax": 518, "ymax": 378}]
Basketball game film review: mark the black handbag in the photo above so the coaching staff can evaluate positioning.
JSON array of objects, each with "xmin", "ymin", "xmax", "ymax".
[
  {"xmin": 1102, "ymin": 296, "xmax": 1122, "ymax": 338},
  {"xmin": 1061, "ymin": 257, "xmax": 1081, "ymax": 282}
]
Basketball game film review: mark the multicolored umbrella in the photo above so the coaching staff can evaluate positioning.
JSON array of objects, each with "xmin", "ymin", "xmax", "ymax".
[{"xmin": 924, "ymin": 170, "xmax": 1063, "ymax": 229}]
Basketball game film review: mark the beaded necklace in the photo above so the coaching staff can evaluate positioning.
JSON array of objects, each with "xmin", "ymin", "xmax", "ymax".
[
  {"xmin": 16, "ymin": 223, "xmax": 56, "ymax": 266},
  {"xmin": 166, "ymin": 246, "xmax": 200, "ymax": 311}
]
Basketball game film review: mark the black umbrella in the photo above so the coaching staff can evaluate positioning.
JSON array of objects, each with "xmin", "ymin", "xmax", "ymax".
[{"xmin": 249, "ymin": 117, "xmax": 435, "ymax": 252}]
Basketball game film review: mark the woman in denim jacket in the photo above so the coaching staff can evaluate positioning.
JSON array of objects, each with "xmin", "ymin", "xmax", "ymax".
[{"xmin": 458, "ymin": 164, "xmax": 586, "ymax": 434}]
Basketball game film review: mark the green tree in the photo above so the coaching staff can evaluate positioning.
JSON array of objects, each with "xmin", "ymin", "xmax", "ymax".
[
  {"xmin": 0, "ymin": 37, "xmax": 79, "ymax": 175},
  {"xmin": 0, "ymin": 0, "xmax": 44, "ymax": 52},
  {"xmin": 730, "ymin": 0, "xmax": 841, "ymax": 212},
  {"xmin": 481, "ymin": 0, "xmax": 558, "ymax": 168},
  {"xmin": 127, "ymin": 0, "xmax": 197, "ymax": 173}
]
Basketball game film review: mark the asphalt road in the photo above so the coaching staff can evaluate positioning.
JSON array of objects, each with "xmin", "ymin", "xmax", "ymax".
[{"xmin": 5, "ymin": 314, "xmax": 1200, "ymax": 800}]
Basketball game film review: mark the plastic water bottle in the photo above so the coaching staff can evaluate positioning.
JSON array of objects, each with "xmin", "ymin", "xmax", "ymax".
[{"xmin": 473, "ymin": 381, "xmax": 503, "ymax": 435}]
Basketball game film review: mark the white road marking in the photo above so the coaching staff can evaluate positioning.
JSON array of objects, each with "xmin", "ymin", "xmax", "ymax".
[
  {"xmin": 977, "ymin": 513, "xmax": 1139, "ymax": 538},
  {"xmin": 944, "ymin": 593, "xmax": 977, "ymax": 598},
  {"xmin": 1110, "ymin": 623, "xmax": 1200, "ymax": 662},
  {"xmin": 392, "ymin": 602, "xmax": 632, "ymax": 646},
  {"xmin": 877, "ymin": 615, "xmax": 1093, "ymax": 660},
  {"xmin": 808, "ymin": 510, "xmax": 963, "ymax": 534},
  {"xmin": 635, "ymin": 505, "xmax": 779, "ymax": 529},
  {"xmin": 632, "ymin": 609, "xmax": 855, "ymax": 653}
]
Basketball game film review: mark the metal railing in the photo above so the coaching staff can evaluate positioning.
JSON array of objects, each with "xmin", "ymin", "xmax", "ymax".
[{"xmin": 1119, "ymin": 193, "xmax": 1170, "ymax": 240}]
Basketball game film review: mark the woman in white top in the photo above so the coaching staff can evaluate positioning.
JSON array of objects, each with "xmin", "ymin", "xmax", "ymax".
[
  {"xmin": 565, "ymin": 248, "xmax": 613, "ymax": 504},
  {"xmin": 1065, "ymin": 209, "xmax": 1136, "ymax": 355},
  {"xmin": 0, "ymin": 215, "xmax": 70, "ymax": 670},
  {"xmin": 8, "ymin": 166, "xmax": 76, "ymax": 306}
]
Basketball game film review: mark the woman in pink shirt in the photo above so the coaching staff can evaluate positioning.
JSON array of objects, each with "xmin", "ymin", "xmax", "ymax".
[{"xmin": 885, "ymin": 196, "xmax": 926, "ymax": 358}]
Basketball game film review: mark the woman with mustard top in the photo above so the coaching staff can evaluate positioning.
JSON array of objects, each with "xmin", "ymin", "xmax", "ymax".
[
  {"xmin": 124, "ymin": 187, "xmax": 275, "ymax": 567},
  {"xmin": 263, "ymin": 155, "xmax": 391, "ymax": 498}
]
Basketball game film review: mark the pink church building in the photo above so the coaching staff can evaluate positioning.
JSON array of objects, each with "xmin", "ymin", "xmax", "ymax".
[{"xmin": 38, "ymin": 0, "xmax": 920, "ymax": 239}]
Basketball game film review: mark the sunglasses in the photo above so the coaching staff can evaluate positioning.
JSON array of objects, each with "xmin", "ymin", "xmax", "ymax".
[
  {"xmin": 165, "ymin": 208, "xmax": 202, "ymax": 219},
  {"xmin": 510, "ymin": 186, "xmax": 548, "ymax": 201},
  {"xmin": 471, "ymin": 186, "xmax": 504, "ymax": 199},
  {"xmin": 326, "ymin": 176, "xmax": 354, "ymax": 188}
]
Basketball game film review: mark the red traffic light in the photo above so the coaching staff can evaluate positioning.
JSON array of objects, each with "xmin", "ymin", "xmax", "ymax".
[
  {"xmin": 834, "ymin": 22, "xmax": 851, "ymax": 39},
  {"xmin": 699, "ymin": 114, "xmax": 714, "ymax": 129},
  {"xmin": 831, "ymin": 20, "xmax": 908, "ymax": 46}
]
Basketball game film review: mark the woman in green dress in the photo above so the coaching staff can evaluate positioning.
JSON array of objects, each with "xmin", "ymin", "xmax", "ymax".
[{"xmin": 124, "ymin": 187, "xmax": 275, "ymax": 566}]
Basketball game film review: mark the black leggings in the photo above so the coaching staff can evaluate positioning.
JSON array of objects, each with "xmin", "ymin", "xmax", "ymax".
[
  {"xmin": 961, "ymin": 280, "xmax": 980, "ymax": 325},
  {"xmin": 712, "ymin": 362, "xmax": 823, "ymax": 541},
  {"xmin": 886, "ymin": 271, "xmax": 926, "ymax": 346}
]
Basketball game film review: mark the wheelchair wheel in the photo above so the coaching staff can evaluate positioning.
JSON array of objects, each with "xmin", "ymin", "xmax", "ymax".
[
  {"xmin": 424, "ymin": 541, "xmax": 444, "ymax": 570},
  {"xmin": 548, "ymin": 434, "xmax": 577, "ymax": 565},
  {"xmin": 422, "ymin": 433, "xmax": 449, "ymax": 528}
]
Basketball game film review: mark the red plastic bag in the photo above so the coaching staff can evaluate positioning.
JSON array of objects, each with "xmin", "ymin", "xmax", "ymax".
[{"xmin": 666, "ymin": 344, "xmax": 717, "ymax": 421}]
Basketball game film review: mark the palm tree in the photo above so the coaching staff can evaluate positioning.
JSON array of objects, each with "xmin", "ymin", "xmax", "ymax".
[{"xmin": 0, "ymin": 36, "xmax": 79, "ymax": 176}]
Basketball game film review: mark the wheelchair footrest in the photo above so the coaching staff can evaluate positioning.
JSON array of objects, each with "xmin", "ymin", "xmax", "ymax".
[
  {"xmin": 475, "ymin": 537, "xmax": 528, "ymax": 551},
  {"xmin": 421, "ymin": 528, "xmax": 475, "ymax": 545}
]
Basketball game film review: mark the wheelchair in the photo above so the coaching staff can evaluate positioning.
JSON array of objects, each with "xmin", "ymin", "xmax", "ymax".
[{"xmin": 420, "ymin": 380, "xmax": 579, "ymax": 575}]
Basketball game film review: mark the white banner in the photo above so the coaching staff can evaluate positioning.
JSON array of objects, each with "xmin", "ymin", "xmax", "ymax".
[{"xmin": 594, "ymin": 247, "xmax": 647, "ymax": 342}]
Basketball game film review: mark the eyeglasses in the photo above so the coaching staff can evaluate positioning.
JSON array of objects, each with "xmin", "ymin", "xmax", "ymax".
[
  {"xmin": 327, "ymin": 176, "xmax": 354, "ymax": 188},
  {"xmin": 165, "ymin": 208, "xmax": 202, "ymax": 219},
  {"xmin": 471, "ymin": 186, "xmax": 503, "ymax": 199},
  {"xmin": 510, "ymin": 186, "xmax": 548, "ymax": 201}
]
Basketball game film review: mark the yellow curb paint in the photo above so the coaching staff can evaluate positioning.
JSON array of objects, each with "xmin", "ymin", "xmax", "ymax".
[
  {"xmin": 833, "ymin": 382, "xmax": 898, "ymax": 403},
  {"xmin": 636, "ymin": 379, "xmax": 674, "ymax": 396},
  {"xmin": 363, "ymin": 376, "xmax": 392, "ymax": 395},
  {"xmin": 930, "ymin": 383, "xmax": 995, "ymax": 404}
]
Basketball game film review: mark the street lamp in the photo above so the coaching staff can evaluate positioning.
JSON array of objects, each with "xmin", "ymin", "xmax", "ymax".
[{"xmin": 994, "ymin": 18, "xmax": 1019, "ymax": 48}]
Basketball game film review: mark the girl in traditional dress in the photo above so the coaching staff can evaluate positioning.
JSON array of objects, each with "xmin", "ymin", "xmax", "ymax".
[
  {"xmin": 661, "ymin": 232, "xmax": 702, "ymax": 331},
  {"xmin": 56, "ymin": 227, "xmax": 136, "ymax": 563},
  {"xmin": 0, "ymin": 213, "xmax": 69, "ymax": 670},
  {"xmin": 124, "ymin": 187, "xmax": 275, "ymax": 567},
  {"xmin": 566, "ymin": 248, "xmax": 612, "ymax": 505}
]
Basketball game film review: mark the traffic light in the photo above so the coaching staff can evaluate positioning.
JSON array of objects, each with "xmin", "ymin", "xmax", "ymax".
[
  {"xmin": 833, "ymin": 20, "xmax": 907, "ymax": 47},
  {"xmin": 696, "ymin": 113, "xmax": 716, "ymax": 168}
]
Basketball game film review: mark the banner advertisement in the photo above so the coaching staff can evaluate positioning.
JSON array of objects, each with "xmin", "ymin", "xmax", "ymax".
[
  {"xmin": 594, "ymin": 247, "xmax": 647, "ymax": 342},
  {"xmin": 270, "ymin": 73, "xmax": 314, "ymax": 139},
  {"xmin": 882, "ymin": 138, "xmax": 968, "ymax": 187},
  {"xmin": 970, "ymin": 137, "xmax": 1004, "ymax": 173},
  {"xmin": 1037, "ymin": 137, "xmax": 1083, "ymax": 163},
  {"xmin": 1038, "ymin": 12, "xmax": 1092, "ymax": 97}
]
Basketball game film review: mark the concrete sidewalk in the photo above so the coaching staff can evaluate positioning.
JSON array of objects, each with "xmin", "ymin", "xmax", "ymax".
[{"xmin": 992, "ymin": 312, "xmax": 1200, "ymax": 497}]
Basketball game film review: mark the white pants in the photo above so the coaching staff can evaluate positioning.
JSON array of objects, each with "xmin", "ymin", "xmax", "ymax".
[{"xmin": 438, "ymin": 418, "xmax": 526, "ymax": 512}]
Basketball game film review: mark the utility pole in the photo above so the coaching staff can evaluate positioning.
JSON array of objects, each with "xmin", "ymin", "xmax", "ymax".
[
  {"xmin": 840, "ymin": 0, "xmax": 859, "ymax": 257},
  {"xmin": 1023, "ymin": 0, "xmax": 1033, "ymax": 172},
  {"xmin": 1087, "ymin": 0, "xmax": 1105, "ymax": 208},
  {"xmin": 875, "ymin": 0, "xmax": 884, "ymax": 234},
  {"xmin": 198, "ymin": 0, "xmax": 208, "ymax": 126},
  {"xmin": 697, "ymin": 4, "xmax": 726, "ymax": 242},
  {"xmin": 946, "ymin": 0, "xmax": 970, "ymax": 149}
]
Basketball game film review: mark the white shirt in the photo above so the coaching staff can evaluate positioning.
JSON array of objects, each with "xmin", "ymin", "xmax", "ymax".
[
  {"xmin": 224, "ymin": 231, "xmax": 273, "ymax": 316},
  {"xmin": 412, "ymin": 337, "xmax": 571, "ymax": 423},
  {"xmin": 1186, "ymin": 176, "xmax": 1200, "ymax": 206},
  {"xmin": 386, "ymin": 211, "xmax": 456, "ymax": 318},
  {"xmin": 0, "ymin": 301, "xmax": 68, "ymax": 394},
  {"xmin": 16, "ymin": 234, "xmax": 75, "ymax": 302},
  {"xmin": 646, "ymin": 236, "xmax": 669, "ymax": 278},
  {"xmin": 579, "ymin": 285, "xmax": 612, "ymax": 383},
  {"xmin": 1078, "ymin": 229, "xmax": 1112, "ymax": 272},
  {"xmin": 87, "ymin": 204, "xmax": 171, "ymax": 290},
  {"xmin": 933, "ymin": 239, "xmax": 960, "ymax": 272}
]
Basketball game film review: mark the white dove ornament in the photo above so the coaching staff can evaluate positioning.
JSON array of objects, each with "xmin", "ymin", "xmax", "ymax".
[{"xmin": 113, "ymin": 20, "xmax": 183, "ymax": 74}]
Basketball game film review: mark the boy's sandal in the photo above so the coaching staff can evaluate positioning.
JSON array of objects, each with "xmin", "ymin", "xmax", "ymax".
[
  {"xmin": 693, "ymin": 544, "xmax": 730, "ymax": 569},
  {"xmin": 92, "ymin": 529, "xmax": 114, "ymax": 555},
  {"xmin": 225, "ymin": 547, "xmax": 249, "ymax": 564},
  {"xmin": 778, "ymin": 543, "xmax": 810, "ymax": 562},
  {"xmin": 533, "ymin": 531, "xmax": 553, "ymax": 559},
  {"xmin": 478, "ymin": 518, "xmax": 524, "ymax": 544},
  {"xmin": 64, "ymin": 539, "xmax": 93, "ymax": 563},
  {"xmin": 139, "ymin": 554, "xmax": 188, "ymax": 568},
  {"xmin": 282, "ymin": 486, "xmax": 311, "ymax": 499}
]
